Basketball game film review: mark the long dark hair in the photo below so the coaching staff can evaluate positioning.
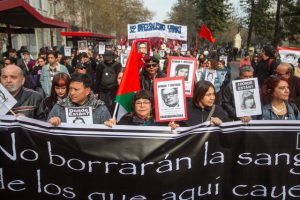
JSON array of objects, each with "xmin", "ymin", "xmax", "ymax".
[
  {"xmin": 192, "ymin": 80, "xmax": 215, "ymax": 107},
  {"xmin": 50, "ymin": 72, "xmax": 70, "ymax": 102}
]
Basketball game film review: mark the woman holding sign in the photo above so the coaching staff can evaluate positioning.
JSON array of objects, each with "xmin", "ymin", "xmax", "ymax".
[
  {"xmin": 183, "ymin": 80, "xmax": 229, "ymax": 126},
  {"xmin": 105, "ymin": 90, "xmax": 158, "ymax": 126},
  {"xmin": 261, "ymin": 76, "xmax": 300, "ymax": 120}
]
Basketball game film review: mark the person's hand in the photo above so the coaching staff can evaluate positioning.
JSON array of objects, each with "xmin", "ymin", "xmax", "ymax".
[
  {"xmin": 15, "ymin": 113, "xmax": 25, "ymax": 117},
  {"xmin": 240, "ymin": 116, "xmax": 252, "ymax": 123},
  {"xmin": 104, "ymin": 118, "xmax": 116, "ymax": 128},
  {"xmin": 168, "ymin": 121, "xmax": 179, "ymax": 130},
  {"xmin": 210, "ymin": 117, "xmax": 223, "ymax": 126},
  {"xmin": 48, "ymin": 117, "xmax": 61, "ymax": 126}
]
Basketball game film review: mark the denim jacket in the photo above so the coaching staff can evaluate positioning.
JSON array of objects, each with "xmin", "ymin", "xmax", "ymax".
[
  {"xmin": 40, "ymin": 64, "xmax": 70, "ymax": 97},
  {"xmin": 262, "ymin": 102, "xmax": 300, "ymax": 120}
]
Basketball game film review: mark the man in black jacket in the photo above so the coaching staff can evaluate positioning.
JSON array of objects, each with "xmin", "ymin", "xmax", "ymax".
[
  {"xmin": 254, "ymin": 46, "xmax": 278, "ymax": 86},
  {"xmin": 95, "ymin": 50, "xmax": 122, "ymax": 113},
  {"xmin": 222, "ymin": 65, "xmax": 254, "ymax": 122},
  {"xmin": 0, "ymin": 64, "xmax": 43, "ymax": 119}
]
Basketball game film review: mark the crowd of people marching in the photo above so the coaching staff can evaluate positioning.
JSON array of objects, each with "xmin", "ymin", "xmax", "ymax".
[{"xmin": 1, "ymin": 43, "xmax": 300, "ymax": 129}]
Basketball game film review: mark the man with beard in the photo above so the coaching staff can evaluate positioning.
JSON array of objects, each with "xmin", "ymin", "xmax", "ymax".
[
  {"xmin": 0, "ymin": 65, "xmax": 43, "ymax": 118},
  {"xmin": 275, "ymin": 62, "xmax": 300, "ymax": 109}
]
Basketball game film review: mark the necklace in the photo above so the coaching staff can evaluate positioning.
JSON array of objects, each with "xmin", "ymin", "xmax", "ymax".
[
  {"xmin": 274, "ymin": 113, "xmax": 287, "ymax": 120},
  {"xmin": 271, "ymin": 102, "xmax": 286, "ymax": 113}
]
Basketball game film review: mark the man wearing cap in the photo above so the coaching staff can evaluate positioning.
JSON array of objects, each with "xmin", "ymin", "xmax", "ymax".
[
  {"xmin": 222, "ymin": 65, "xmax": 255, "ymax": 122},
  {"xmin": 294, "ymin": 58, "xmax": 300, "ymax": 78},
  {"xmin": 40, "ymin": 51, "xmax": 70, "ymax": 97},
  {"xmin": 95, "ymin": 50, "xmax": 122, "ymax": 113}
]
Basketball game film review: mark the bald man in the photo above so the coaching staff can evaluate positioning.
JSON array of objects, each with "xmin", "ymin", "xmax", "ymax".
[
  {"xmin": 275, "ymin": 62, "xmax": 300, "ymax": 109},
  {"xmin": 0, "ymin": 65, "xmax": 43, "ymax": 119}
]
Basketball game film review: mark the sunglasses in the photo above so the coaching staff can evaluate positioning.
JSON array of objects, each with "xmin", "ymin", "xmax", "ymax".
[{"xmin": 146, "ymin": 63, "xmax": 158, "ymax": 68}]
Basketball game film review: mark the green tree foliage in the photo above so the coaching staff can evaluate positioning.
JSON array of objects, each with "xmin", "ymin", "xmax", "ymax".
[
  {"xmin": 281, "ymin": 0, "xmax": 300, "ymax": 41},
  {"xmin": 167, "ymin": 0, "xmax": 232, "ymax": 46},
  {"xmin": 165, "ymin": 0, "xmax": 198, "ymax": 45},
  {"xmin": 194, "ymin": 0, "xmax": 232, "ymax": 33}
]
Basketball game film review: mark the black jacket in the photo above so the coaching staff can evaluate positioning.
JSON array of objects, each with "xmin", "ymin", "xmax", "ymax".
[
  {"xmin": 254, "ymin": 58, "xmax": 277, "ymax": 86},
  {"xmin": 288, "ymin": 76, "xmax": 300, "ymax": 109},
  {"xmin": 221, "ymin": 79, "xmax": 237, "ymax": 120},
  {"xmin": 11, "ymin": 87, "xmax": 44, "ymax": 119},
  {"xmin": 183, "ymin": 101, "xmax": 229, "ymax": 126},
  {"xmin": 118, "ymin": 112, "xmax": 158, "ymax": 126},
  {"xmin": 140, "ymin": 69, "xmax": 166, "ymax": 93}
]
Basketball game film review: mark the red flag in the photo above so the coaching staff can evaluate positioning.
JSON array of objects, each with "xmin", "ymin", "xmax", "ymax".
[
  {"xmin": 115, "ymin": 40, "xmax": 141, "ymax": 112},
  {"xmin": 198, "ymin": 24, "xmax": 215, "ymax": 43}
]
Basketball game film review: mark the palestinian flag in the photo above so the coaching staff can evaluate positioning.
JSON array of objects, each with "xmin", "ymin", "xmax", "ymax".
[{"xmin": 115, "ymin": 40, "xmax": 141, "ymax": 117}]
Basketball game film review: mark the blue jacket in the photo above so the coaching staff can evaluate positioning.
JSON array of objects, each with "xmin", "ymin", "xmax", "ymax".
[{"xmin": 262, "ymin": 102, "xmax": 300, "ymax": 120}]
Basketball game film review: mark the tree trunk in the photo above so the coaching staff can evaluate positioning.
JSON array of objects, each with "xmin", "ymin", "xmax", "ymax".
[{"xmin": 273, "ymin": 0, "xmax": 282, "ymax": 47}]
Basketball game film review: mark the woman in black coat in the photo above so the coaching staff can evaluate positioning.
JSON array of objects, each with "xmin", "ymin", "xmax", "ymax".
[{"xmin": 183, "ymin": 80, "xmax": 229, "ymax": 126}]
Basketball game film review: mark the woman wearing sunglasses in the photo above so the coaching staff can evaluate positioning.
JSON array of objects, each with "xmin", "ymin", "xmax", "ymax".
[{"xmin": 140, "ymin": 56, "xmax": 166, "ymax": 93}]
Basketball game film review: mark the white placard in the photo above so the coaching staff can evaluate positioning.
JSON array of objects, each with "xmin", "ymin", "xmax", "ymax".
[
  {"xmin": 154, "ymin": 77, "xmax": 187, "ymax": 122},
  {"xmin": 128, "ymin": 22, "xmax": 187, "ymax": 41},
  {"xmin": 78, "ymin": 40, "xmax": 88, "ymax": 53},
  {"xmin": 181, "ymin": 43, "xmax": 187, "ymax": 51},
  {"xmin": 233, "ymin": 78, "xmax": 262, "ymax": 117},
  {"xmin": 0, "ymin": 84, "xmax": 17, "ymax": 115},
  {"xmin": 120, "ymin": 53, "xmax": 129, "ymax": 68},
  {"xmin": 65, "ymin": 107, "xmax": 93, "ymax": 124},
  {"xmin": 98, "ymin": 43, "xmax": 106, "ymax": 54},
  {"xmin": 168, "ymin": 56, "xmax": 197, "ymax": 97},
  {"xmin": 278, "ymin": 47, "xmax": 300, "ymax": 67},
  {"xmin": 204, "ymin": 69, "xmax": 217, "ymax": 84},
  {"xmin": 219, "ymin": 55, "xmax": 228, "ymax": 66},
  {"xmin": 64, "ymin": 47, "xmax": 72, "ymax": 57},
  {"xmin": 196, "ymin": 68, "xmax": 204, "ymax": 82},
  {"xmin": 159, "ymin": 59, "xmax": 165, "ymax": 71}
]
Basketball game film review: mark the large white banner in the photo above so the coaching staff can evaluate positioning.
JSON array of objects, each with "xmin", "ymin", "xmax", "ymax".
[
  {"xmin": 278, "ymin": 46, "xmax": 300, "ymax": 67},
  {"xmin": 128, "ymin": 22, "xmax": 187, "ymax": 41}
]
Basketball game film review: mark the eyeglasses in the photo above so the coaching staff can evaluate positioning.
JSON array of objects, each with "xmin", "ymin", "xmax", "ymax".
[
  {"xmin": 77, "ymin": 67, "xmax": 86, "ymax": 70},
  {"xmin": 276, "ymin": 71, "xmax": 290, "ymax": 76},
  {"xmin": 135, "ymin": 101, "xmax": 151, "ymax": 106},
  {"xmin": 146, "ymin": 63, "xmax": 158, "ymax": 68}
]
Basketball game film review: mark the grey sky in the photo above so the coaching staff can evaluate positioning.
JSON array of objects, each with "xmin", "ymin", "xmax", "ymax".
[{"xmin": 144, "ymin": 0, "xmax": 241, "ymax": 23}]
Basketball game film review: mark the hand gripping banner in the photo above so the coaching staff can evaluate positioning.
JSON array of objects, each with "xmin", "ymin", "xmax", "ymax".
[{"xmin": 1, "ymin": 115, "xmax": 300, "ymax": 199}]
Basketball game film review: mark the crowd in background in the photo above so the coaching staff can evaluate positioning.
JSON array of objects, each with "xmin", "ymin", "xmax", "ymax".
[{"xmin": 1, "ymin": 43, "xmax": 300, "ymax": 128}]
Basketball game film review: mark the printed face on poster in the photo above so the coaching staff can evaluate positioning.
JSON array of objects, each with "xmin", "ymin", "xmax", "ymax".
[
  {"xmin": 154, "ymin": 77, "xmax": 187, "ymax": 122},
  {"xmin": 78, "ymin": 40, "xmax": 88, "ymax": 53},
  {"xmin": 65, "ymin": 107, "xmax": 93, "ymax": 124},
  {"xmin": 0, "ymin": 84, "xmax": 17, "ymax": 115},
  {"xmin": 196, "ymin": 68, "xmax": 203, "ymax": 82},
  {"xmin": 232, "ymin": 78, "xmax": 262, "ymax": 117},
  {"xmin": 159, "ymin": 59, "xmax": 165, "ymax": 71},
  {"xmin": 204, "ymin": 69, "xmax": 216, "ymax": 84},
  {"xmin": 167, "ymin": 56, "xmax": 197, "ymax": 97},
  {"xmin": 120, "ymin": 53, "xmax": 129, "ymax": 68},
  {"xmin": 98, "ymin": 43, "xmax": 106, "ymax": 54},
  {"xmin": 181, "ymin": 43, "xmax": 187, "ymax": 51},
  {"xmin": 64, "ymin": 47, "xmax": 72, "ymax": 57},
  {"xmin": 219, "ymin": 55, "xmax": 228, "ymax": 66}
]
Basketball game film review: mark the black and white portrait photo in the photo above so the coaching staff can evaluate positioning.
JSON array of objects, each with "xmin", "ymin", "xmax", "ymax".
[
  {"xmin": 154, "ymin": 77, "xmax": 187, "ymax": 122},
  {"xmin": 232, "ymin": 78, "xmax": 262, "ymax": 117},
  {"xmin": 204, "ymin": 69, "xmax": 216, "ymax": 84},
  {"xmin": 78, "ymin": 40, "xmax": 88, "ymax": 53},
  {"xmin": 161, "ymin": 87, "xmax": 179, "ymax": 108},
  {"xmin": 167, "ymin": 56, "xmax": 197, "ymax": 97},
  {"xmin": 73, "ymin": 117, "xmax": 86, "ymax": 124},
  {"xmin": 240, "ymin": 90, "xmax": 256, "ymax": 110},
  {"xmin": 64, "ymin": 47, "xmax": 72, "ymax": 57},
  {"xmin": 175, "ymin": 64, "xmax": 190, "ymax": 81}
]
